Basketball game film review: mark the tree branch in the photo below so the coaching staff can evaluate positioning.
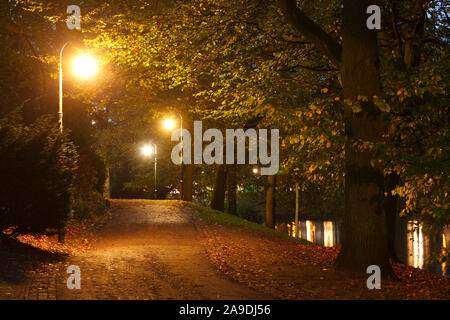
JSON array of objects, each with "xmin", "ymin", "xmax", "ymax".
[
  {"xmin": 277, "ymin": 0, "xmax": 342, "ymax": 68},
  {"xmin": 278, "ymin": 64, "xmax": 337, "ymax": 72}
]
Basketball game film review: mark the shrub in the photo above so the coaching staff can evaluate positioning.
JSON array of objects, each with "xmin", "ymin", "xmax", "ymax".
[{"xmin": 0, "ymin": 112, "xmax": 78, "ymax": 234}]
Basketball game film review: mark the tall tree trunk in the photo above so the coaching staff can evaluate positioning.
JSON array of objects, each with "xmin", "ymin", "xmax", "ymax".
[
  {"xmin": 385, "ymin": 172, "xmax": 400, "ymax": 261},
  {"xmin": 226, "ymin": 164, "xmax": 237, "ymax": 215},
  {"xmin": 104, "ymin": 167, "xmax": 111, "ymax": 199},
  {"xmin": 182, "ymin": 111, "xmax": 194, "ymax": 202},
  {"xmin": 265, "ymin": 174, "xmax": 276, "ymax": 229},
  {"xmin": 211, "ymin": 164, "xmax": 227, "ymax": 211},
  {"xmin": 334, "ymin": 0, "xmax": 394, "ymax": 277},
  {"xmin": 183, "ymin": 163, "xmax": 193, "ymax": 201}
]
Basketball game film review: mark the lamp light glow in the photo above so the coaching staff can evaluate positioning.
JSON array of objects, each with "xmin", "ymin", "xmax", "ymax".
[
  {"xmin": 163, "ymin": 119, "xmax": 176, "ymax": 130},
  {"xmin": 141, "ymin": 145, "xmax": 154, "ymax": 157},
  {"xmin": 73, "ymin": 55, "xmax": 98, "ymax": 78}
]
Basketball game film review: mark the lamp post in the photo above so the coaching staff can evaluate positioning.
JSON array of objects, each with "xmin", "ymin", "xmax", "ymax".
[
  {"xmin": 154, "ymin": 144, "xmax": 157, "ymax": 199},
  {"xmin": 179, "ymin": 114, "xmax": 183, "ymax": 201},
  {"xmin": 59, "ymin": 42, "xmax": 69, "ymax": 132},
  {"xmin": 141, "ymin": 144, "xmax": 157, "ymax": 199},
  {"xmin": 163, "ymin": 114, "xmax": 183, "ymax": 200},
  {"xmin": 57, "ymin": 43, "xmax": 97, "ymax": 244},
  {"xmin": 59, "ymin": 41, "xmax": 98, "ymax": 132},
  {"xmin": 295, "ymin": 182, "xmax": 299, "ymax": 239}
]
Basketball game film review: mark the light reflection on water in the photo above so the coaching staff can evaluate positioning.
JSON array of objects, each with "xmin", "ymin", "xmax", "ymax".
[
  {"xmin": 408, "ymin": 221, "xmax": 424, "ymax": 269},
  {"xmin": 277, "ymin": 220, "xmax": 338, "ymax": 247},
  {"xmin": 277, "ymin": 219, "xmax": 449, "ymax": 277}
]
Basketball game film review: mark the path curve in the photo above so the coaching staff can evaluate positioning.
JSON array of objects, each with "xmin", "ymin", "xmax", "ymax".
[{"xmin": 54, "ymin": 199, "xmax": 271, "ymax": 299}]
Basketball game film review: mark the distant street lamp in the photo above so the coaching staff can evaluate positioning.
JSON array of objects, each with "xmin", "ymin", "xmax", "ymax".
[
  {"xmin": 163, "ymin": 119, "xmax": 176, "ymax": 130},
  {"xmin": 163, "ymin": 114, "xmax": 183, "ymax": 200},
  {"xmin": 141, "ymin": 144, "xmax": 157, "ymax": 199},
  {"xmin": 141, "ymin": 145, "xmax": 154, "ymax": 157},
  {"xmin": 59, "ymin": 41, "xmax": 98, "ymax": 132}
]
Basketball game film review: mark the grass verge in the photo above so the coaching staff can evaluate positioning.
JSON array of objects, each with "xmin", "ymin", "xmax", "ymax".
[{"xmin": 184, "ymin": 202, "xmax": 312, "ymax": 245}]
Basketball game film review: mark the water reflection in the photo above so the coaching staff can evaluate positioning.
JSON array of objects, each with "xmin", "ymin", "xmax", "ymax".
[
  {"xmin": 323, "ymin": 221, "xmax": 334, "ymax": 247},
  {"xmin": 277, "ymin": 219, "xmax": 449, "ymax": 277},
  {"xmin": 278, "ymin": 220, "xmax": 339, "ymax": 247},
  {"xmin": 407, "ymin": 221, "xmax": 424, "ymax": 269}
]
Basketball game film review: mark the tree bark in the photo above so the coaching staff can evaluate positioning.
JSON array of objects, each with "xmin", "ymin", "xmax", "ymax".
[
  {"xmin": 211, "ymin": 164, "xmax": 227, "ymax": 212},
  {"xmin": 333, "ymin": 0, "xmax": 395, "ymax": 277},
  {"xmin": 182, "ymin": 111, "xmax": 194, "ymax": 202},
  {"xmin": 226, "ymin": 164, "xmax": 237, "ymax": 215},
  {"xmin": 385, "ymin": 172, "xmax": 401, "ymax": 261},
  {"xmin": 183, "ymin": 163, "xmax": 194, "ymax": 201},
  {"xmin": 265, "ymin": 174, "xmax": 276, "ymax": 229}
]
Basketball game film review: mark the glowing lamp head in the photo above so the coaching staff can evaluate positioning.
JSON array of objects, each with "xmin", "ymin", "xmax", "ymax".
[
  {"xmin": 163, "ymin": 119, "xmax": 176, "ymax": 130},
  {"xmin": 252, "ymin": 168, "xmax": 259, "ymax": 174},
  {"xmin": 73, "ymin": 55, "xmax": 98, "ymax": 78},
  {"xmin": 141, "ymin": 145, "xmax": 154, "ymax": 157}
]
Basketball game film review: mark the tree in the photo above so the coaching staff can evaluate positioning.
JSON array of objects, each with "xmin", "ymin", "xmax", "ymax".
[
  {"xmin": 278, "ymin": 0, "xmax": 394, "ymax": 275},
  {"xmin": 265, "ymin": 174, "xmax": 276, "ymax": 229},
  {"xmin": 211, "ymin": 164, "xmax": 227, "ymax": 211},
  {"xmin": 226, "ymin": 164, "xmax": 237, "ymax": 215}
]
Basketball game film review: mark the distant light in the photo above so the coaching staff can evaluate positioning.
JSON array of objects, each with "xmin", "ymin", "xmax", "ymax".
[
  {"xmin": 91, "ymin": 120, "xmax": 96, "ymax": 125},
  {"xmin": 163, "ymin": 119, "xmax": 176, "ymax": 130},
  {"xmin": 141, "ymin": 145, "xmax": 153, "ymax": 157},
  {"xmin": 252, "ymin": 168, "xmax": 259, "ymax": 174},
  {"xmin": 73, "ymin": 55, "xmax": 98, "ymax": 78}
]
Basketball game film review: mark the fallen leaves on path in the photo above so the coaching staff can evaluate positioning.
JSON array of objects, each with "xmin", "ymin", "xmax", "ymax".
[{"xmin": 2, "ymin": 213, "xmax": 111, "ymax": 256}]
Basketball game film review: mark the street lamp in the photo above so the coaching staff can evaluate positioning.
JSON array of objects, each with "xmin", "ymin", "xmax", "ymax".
[
  {"xmin": 163, "ymin": 114, "xmax": 183, "ymax": 200},
  {"xmin": 59, "ymin": 41, "xmax": 98, "ymax": 132},
  {"xmin": 141, "ymin": 144, "xmax": 157, "ymax": 199}
]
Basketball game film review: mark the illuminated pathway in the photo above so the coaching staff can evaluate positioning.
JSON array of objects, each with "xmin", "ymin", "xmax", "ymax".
[{"xmin": 33, "ymin": 200, "xmax": 271, "ymax": 300}]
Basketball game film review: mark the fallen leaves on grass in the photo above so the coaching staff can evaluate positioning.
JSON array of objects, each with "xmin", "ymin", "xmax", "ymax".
[{"xmin": 202, "ymin": 223, "xmax": 450, "ymax": 300}]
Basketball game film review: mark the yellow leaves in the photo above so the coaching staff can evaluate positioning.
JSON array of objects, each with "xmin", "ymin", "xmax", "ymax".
[
  {"xmin": 326, "ymin": 141, "xmax": 331, "ymax": 148},
  {"xmin": 318, "ymin": 135, "xmax": 326, "ymax": 143},
  {"xmin": 289, "ymin": 136, "xmax": 301, "ymax": 144},
  {"xmin": 307, "ymin": 164, "xmax": 317, "ymax": 173},
  {"xmin": 321, "ymin": 88, "xmax": 329, "ymax": 94},
  {"xmin": 396, "ymin": 88, "xmax": 409, "ymax": 100}
]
